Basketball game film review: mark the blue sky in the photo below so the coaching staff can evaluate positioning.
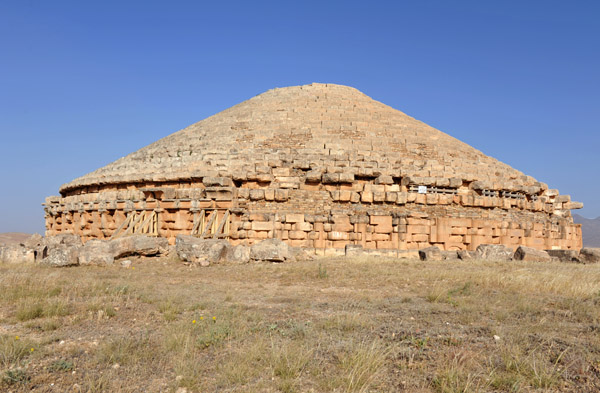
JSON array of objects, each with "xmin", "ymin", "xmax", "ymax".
[{"xmin": 1, "ymin": 0, "xmax": 598, "ymax": 234}]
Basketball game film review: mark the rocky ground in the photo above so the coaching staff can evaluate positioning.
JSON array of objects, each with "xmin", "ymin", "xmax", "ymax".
[{"xmin": 1, "ymin": 253, "xmax": 600, "ymax": 392}]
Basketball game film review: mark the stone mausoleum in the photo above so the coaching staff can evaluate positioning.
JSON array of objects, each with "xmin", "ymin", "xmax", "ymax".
[{"xmin": 44, "ymin": 83, "xmax": 583, "ymax": 254}]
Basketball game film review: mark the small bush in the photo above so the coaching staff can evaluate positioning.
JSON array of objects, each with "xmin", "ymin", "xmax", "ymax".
[
  {"xmin": 3, "ymin": 368, "xmax": 29, "ymax": 386},
  {"xmin": 0, "ymin": 335, "xmax": 35, "ymax": 368},
  {"xmin": 50, "ymin": 359, "xmax": 74, "ymax": 372}
]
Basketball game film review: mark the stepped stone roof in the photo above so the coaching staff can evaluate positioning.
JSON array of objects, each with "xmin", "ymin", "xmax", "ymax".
[{"xmin": 60, "ymin": 83, "xmax": 539, "ymax": 195}]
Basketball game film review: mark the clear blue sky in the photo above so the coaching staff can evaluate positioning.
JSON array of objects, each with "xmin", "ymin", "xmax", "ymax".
[{"xmin": 1, "ymin": 0, "xmax": 598, "ymax": 234}]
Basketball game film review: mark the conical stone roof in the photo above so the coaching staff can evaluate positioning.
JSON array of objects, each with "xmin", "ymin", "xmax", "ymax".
[{"xmin": 60, "ymin": 83, "xmax": 542, "ymax": 195}]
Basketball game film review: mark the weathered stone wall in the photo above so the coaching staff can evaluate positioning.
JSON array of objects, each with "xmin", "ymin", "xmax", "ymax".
[{"xmin": 45, "ymin": 174, "xmax": 582, "ymax": 252}]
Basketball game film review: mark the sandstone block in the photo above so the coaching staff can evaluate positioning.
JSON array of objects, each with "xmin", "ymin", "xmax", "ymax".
[
  {"xmin": 322, "ymin": 173, "xmax": 340, "ymax": 184},
  {"xmin": 475, "ymin": 244, "xmax": 513, "ymax": 261},
  {"xmin": 0, "ymin": 245, "xmax": 35, "ymax": 264},
  {"xmin": 252, "ymin": 221, "xmax": 274, "ymax": 231},
  {"xmin": 40, "ymin": 244, "xmax": 80, "ymax": 267},
  {"xmin": 339, "ymin": 173, "xmax": 355, "ymax": 183},
  {"xmin": 249, "ymin": 189, "xmax": 265, "ymax": 200},
  {"xmin": 203, "ymin": 177, "xmax": 232, "ymax": 187},
  {"xmin": 419, "ymin": 246, "xmax": 442, "ymax": 261},
  {"xmin": 345, "ymin": 244, "xmax": 363, "ymax": 256},
  {"xmin": 361, "ymin": 191, "xmax": 373, "ymax": 203},
  {"xmin": 513, "ymin": 246, "xmax": 551, "ymax": 262},
  {"xmin": 175, "ymin": 236, "xmax": 229, "ymax": 266},
  {"xmin": 328, "ymin": 231, "xmax": 349, "ymax": 241},
  {"xmin": 78, "ymin": 240, "xmax": 114, "ymax": 266},
  {"xmin": 264, "ymin": 189, "xmax": 275, "ymax": 201},
  {"xmin": 375, "ymin": 175, "xmax": 393, "ymax": 185},
  {"xmin": 286, "ymin": 213, "xmax": 305, "ymax": 223},
  {"xmin": 225, "ymin": 244, "xmax": 251, "ymax": 264},
  {"xmin": 370, "ymin": 215, "xmax": 392, "ymax": 226},
  {"xmin": 250, "ymin": 238, "xmax": 294, "ymax": 263},
  {"xmin": 289, "ymin": 231, "xmax": 307, "ymax": 240},
  {"xmin": 110, "ymin": 236, "xmax": 169, "ymax": 259},
  {"xmin": 272, "ymin": 167, "xmax": 290, "ymax": 177},
  {"xmin": 274, "ymin": 189, "xmax": 289, "ymax": 201}
]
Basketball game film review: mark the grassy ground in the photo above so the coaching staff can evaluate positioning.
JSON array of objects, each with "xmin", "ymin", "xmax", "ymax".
[{"xmin": 1, "ymin": 255, "xmax": 599, "ymax": 392}]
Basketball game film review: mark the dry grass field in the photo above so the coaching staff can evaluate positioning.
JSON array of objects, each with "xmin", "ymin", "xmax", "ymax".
[{"xmin": 1, "ymin": 255, "xmax": 600, "ymax": 392}]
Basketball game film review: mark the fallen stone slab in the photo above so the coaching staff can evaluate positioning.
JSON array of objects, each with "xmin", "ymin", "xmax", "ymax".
[
  {"xmin": 0, "ymin": 244, "xmax": 35, "ymax": 264},
  {"xmin": 34, "ymin": 233, "xmax": 83, "ymax": 263},
  {"xmin": 78, "ymin": 240, "xmax": 115, "ymax": 266},
  {"xmin": 110, "ymin": 235, "xmax": 169, "ymax": 259},
  {"xmin": 513, "ymin": 246, "xmax": 551, "ymax": 262},
  {"xmin": 546, "ymin": 250, "xmax": 581, "ymax": 263},
  {"xmin": 579, "ymin": 248, "xmax": 600, "ymax": 264},
  {"xmin": 250, "ymin": 238, "xmax": 294, "ymax": 263},
  {"xmin": 457, "ymin": 250, "xmax": 475, "ymax": 260},
  {"xmin": 225, "ymin": 244, "xmax": 251, "ymax": 264},
  {"xmin": 345, "ymin": 244, "xmax": 364, "ymax": 257},
  {"xmin": 419, "ymin": 246, "xmax": 442, "ymax": 261},
  {"xmin": 475, "ymin": 244, "xmax": 513, "ymax": 261},
  {"xmin": 175, "ymin": 235, "xmax": 229, "ymax": 266},
  {"xmin": 40, "ymin": 244, "xmax": 79, "ymax": 267}
]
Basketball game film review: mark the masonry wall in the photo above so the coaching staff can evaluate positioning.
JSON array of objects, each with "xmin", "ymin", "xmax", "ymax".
[{"xmin": 44, "ymin": 175, "xmax": 583, "ymax": 252}]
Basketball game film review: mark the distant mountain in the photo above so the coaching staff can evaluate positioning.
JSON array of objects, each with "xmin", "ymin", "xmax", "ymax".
[
  {"xmin": 0, "ymin": 232, "xmax": 33, "ymax": 246},
  {"xmin": 573, "ymin": 214, "xmax": 600, "ymax": 248}
]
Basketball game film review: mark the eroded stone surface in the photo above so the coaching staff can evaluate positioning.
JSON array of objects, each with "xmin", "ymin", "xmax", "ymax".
[
  {"xmin": 0, "ymin": 245, "xmax": 35, "ymax": 264},
  {"xmin": 419, "ymin": 246, "xmax": 442, "ymax": 261},
  {"xmin": 175, "ymin": 236, "xmax": 229, "ymax": 266},
  {"xmin": 41, "ymin": 244, "xmax": 79, "ymax": 267},
  {"xmin": 79, "ymin": 240, "xmax": 114, "ymax": 266},
  {"xmin": 513, "ymin": 246, "xmax": 551, "ymax": 262},
  {"xmin": 475, "ymin": 244, "xmax": 514, "ymax": 261}
]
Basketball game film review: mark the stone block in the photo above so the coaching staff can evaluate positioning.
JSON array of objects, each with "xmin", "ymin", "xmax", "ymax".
[
  {"xmin": 419, "ymin": 246, "xmax": 442, "ymax": 261},
  {"xmin": 345, "ymin": 244, "xmax": 363, "ymax": 256},
  {"xmin": 288, "ymin": 231, "xmax": 307, "ymax": 240},
  {"xmin": 272, "ymin": 167, "xmax": 291, "ymax": 177},
  {"xmin": 375, "ymin": 175, "xmax": 393, "ymax": 185},
  {"xmin": 203, "ymin": 177, "xmax": 232, "ymax": 187},
  {"xmin": 274, "ymin": 189, "xmax": 289, "ymax": 201},
  {"xmin": 249, "ymin": 189, "xmax": 265, "ymax": 200},
  {"xmin": 328, "ymin": 231, "xmax": 349, "ymax": 241},
  {"xmin": 294, "ymin": 222, "xmax": 313, "ymax": 231},
  {"xmin": 361, "ymin": 191, "xmax": 373, "ymax": 203},
  {"xmin": 475, "ymin": 244, "xmax": 513, "ymax": 261},
  {"xmin": 264, "ymin": 189, "xmax": 275, "ymax": 201},
  {"xmin": 339, "ymin": 190, "xmax": 352, "ymax": 201},
  {"xmin": 513, "ymin": 246, "xmax": 551, "ymax": 262},
  {"xmin": 252, "ymin": 221, "xmax": 274, "ymax": 231},
  {"xmin": 286, "ymin": 213, "xmax": 305, "ymax": 223},
  {"xmin": 339, "ymin": 173, "xmax": 355, "ymax": 183},
  {"xmin": 385, "ymin": 192, "xmax": 397, "ymax": 203},
  {"xmin": 409, "ymin": 225, "xmax": 430, "ymax": 234},
  {"xmin": 370, "ymin": 215, "xmax": 392, "ymax": 226},
  {"xmin": 322, "ymin": 173, "xmax": 340, "ymax": 184}
]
